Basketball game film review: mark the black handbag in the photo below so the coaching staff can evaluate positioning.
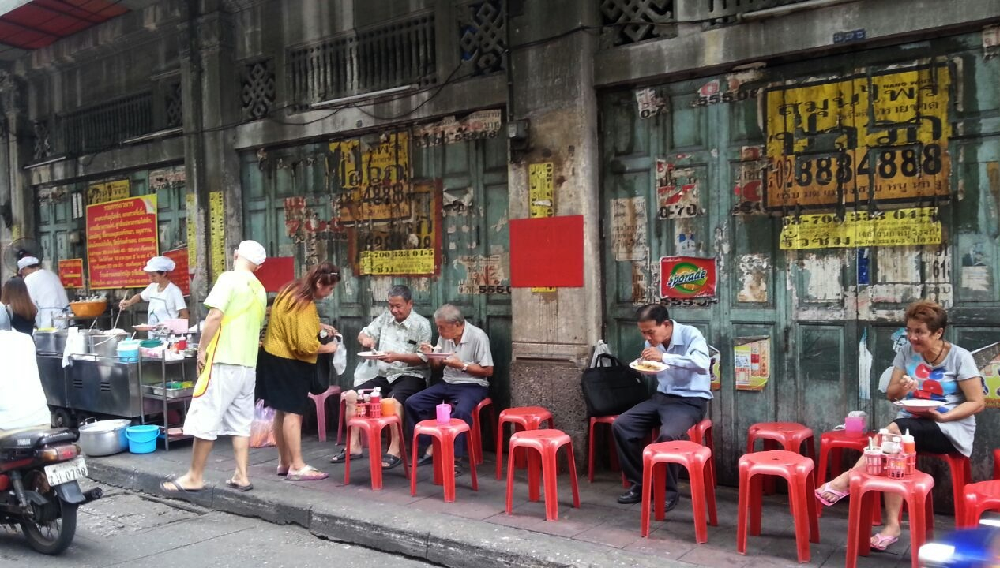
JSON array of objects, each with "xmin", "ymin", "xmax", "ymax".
[{"xmin": 580, "ymin": 354, "xmax": 649, "ymax": 417}]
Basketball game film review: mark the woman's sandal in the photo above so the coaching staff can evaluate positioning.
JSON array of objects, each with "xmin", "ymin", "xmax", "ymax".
[
  {"xmin": 329, "ymin": 448, "xmax": 363, "ymax": 464},
  {"xmin": 870, "ymin": 533, "xmax": 899, "ymax": 551},
  {"xmin": 286, "ymin": 465, "xmax": 329, "ymax": 481},
  {"xmin": 381, "ymin": 455, "xmax": 403, "ymax": 470},
  {"xmin": 814, "ymin": 482, "xmax": 849, "ymax": 506}
]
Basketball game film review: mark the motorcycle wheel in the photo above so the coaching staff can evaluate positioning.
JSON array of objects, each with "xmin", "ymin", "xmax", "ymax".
[{"xmin": 20, "ymin": 493, "xmax": 78, "ymax": 555}]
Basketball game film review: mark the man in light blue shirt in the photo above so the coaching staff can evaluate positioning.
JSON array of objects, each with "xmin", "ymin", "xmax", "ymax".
[{"xmin": 612, "ymin": 304, "xmax": 712, "ymax": 507}]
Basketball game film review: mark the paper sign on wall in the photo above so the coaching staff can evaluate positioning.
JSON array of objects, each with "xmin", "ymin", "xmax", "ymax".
[
  {"xmin": 780, "ymin": 207, "xmax": 942, "ymax": 250},
  {"xmin": 735, "ymin": 336, "xmax": 770, "ymax": 391},
  {"xmin": 162, "ymin": 248, "xmax": 190, "ymax": 296},
  {"xmin": 58, "ymin": 259, "xmax": 84, "ymax": 289},
  {"xmin": 86, "ymin": 195, "xmax": 158, "ymax": 289},
  {"xmin": 659, "ymin": 256, "xmax": 717, "ymax": 299}
]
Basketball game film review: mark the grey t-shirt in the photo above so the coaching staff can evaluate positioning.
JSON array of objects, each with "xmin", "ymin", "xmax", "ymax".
[
  {"xmin": 437, "ymin": 322, "xmax": 494, "ymax": 387},
  {"xmin": 893, "ymin": 343, "xmax": 983, "ymax": 457}
]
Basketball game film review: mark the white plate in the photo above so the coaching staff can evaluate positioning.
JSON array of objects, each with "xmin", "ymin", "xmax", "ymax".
[
  {"xmin": 424, "ymin": 352, "xmax": 452, "ymax": 360},
  {"xmin": 44, "ymin": 457, "xmax": 88, "ymax": 486},
  {"xmin": 895, "ymin": 399, "xmax": 943, "ymax": 413},
  {"xmin": 133, "ymin": 324, "xmax": 157, "ymax": 332},
  {"xmin": 630, "ymin": 360, "xmax": 667, "ymax": 374},
  {"xmin": 358, "ymin": 351, "xmax": 384, "ymax": 360}
]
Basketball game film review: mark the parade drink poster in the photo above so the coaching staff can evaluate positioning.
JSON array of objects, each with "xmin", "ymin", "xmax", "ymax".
[{"xmin": 86, "ymin": 195, "xmax": 158, "ymax": 290}]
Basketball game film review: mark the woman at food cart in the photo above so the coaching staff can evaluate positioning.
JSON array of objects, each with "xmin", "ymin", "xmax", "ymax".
[
  {"xmin": 118, "ymin": 256, "xmax": 189, "ymax": 325},
  {"xmin": 2, "ymin": 277, "xmax": 38, "ymax": 335},
  {"xmin": 815, "ymin": 300, "xmax": 985, "ymax": 552},
  {"xmin": 257, "ymin": 262, "xmax": 340, "ymax": 482}
]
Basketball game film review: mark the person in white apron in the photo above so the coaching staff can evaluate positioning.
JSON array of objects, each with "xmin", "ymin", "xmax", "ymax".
[
  {"xmin": 17, "ymin": 255, "xmax": 70, "ymax": 330},
  {"xmin": 119, "ymin": 256, "xmax": 189, "ymax": 325}
]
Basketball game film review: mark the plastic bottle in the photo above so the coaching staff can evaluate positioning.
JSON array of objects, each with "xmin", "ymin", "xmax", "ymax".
[
  {"xmin": 370, "ymin": 388, "xmax": 382, "ymax": 417},
  {"xmin": 901, "ymin": 429, "xmax": 916, "ymax": 454}
]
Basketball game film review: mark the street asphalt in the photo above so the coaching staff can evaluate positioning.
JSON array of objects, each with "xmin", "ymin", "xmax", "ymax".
[{"xmin": 0, "ymin": 481, "xmax": 440, "ymax": 568}]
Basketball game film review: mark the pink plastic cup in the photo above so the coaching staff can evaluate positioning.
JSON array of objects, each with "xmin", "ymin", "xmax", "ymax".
[
  {"xmin": 845, "ymin": 416, "xmax": 865, "ymax": 434},
  {"xmin": 436, "ymin": 403, "xmax": 451, "ymax": 424}
]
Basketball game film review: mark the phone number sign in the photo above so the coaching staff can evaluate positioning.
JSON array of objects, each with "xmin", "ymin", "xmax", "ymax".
[{"xmin": 765, "ymin": 65, "xmax": 951, "ymax": 209}]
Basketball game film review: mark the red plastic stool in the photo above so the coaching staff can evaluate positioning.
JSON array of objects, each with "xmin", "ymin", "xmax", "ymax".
[
  {"xmin": 336, "ymin": 391, "xmax": 348, "ymax": 445},
  {"xmin": 687, "ymin": 419, "xmax": 716, "ymax": 487},
  {"xmin": 994, "ymin": 449, "xmax": 1000, "ymax": 481},
  {"xmin": 641, "ymin": 441, "xmax": 717, "ymax": 543},
  {"xmin": 747, "ymin": 422, "xmax": 816, "ymax": 494},
  {"xmin": 470, "ymin": 398, "xmax": 495, "ymax": 466},
  {"xmin": 845, "ymin": 470, "xmax": 934, "ymax": 568},
  {"xmin": 504, "ymin": 429, "xmax": 580, "ymax": 521},
  {"xmin": 816, "ymin": 430, "xmax": 877, "ymax": 521},
  {"xmin": 962, "ymin": 480, "xmax": 1000, "ymax": 528},
  {"xmin": 410, "ymin": 419, "xmax": 479, "ymax": 502},
  {"xmin": 737, "ymin": 450, "xmax": 819, "ymax": 563},
  {"xmin": 920, "ymin": 452, "xmax": 972, "ymax": 519},
  {"xmin": 587, "ymin": 416, "xmax": 624, "ymax": 483},
  {"xmin": 496, "ymin": 406, "xmax": 554, "ymax": 480},
  {"xmin": 344, "ymin": 414, "xmax": 409, "ymax": 490},
  {"xmin": 307, "ymin": 385, "xmax": 342, "ymax": 442}
]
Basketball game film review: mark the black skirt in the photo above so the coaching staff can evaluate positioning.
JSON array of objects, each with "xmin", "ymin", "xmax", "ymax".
[{"xmin": 258, "ymin": 349, "xmax": 316, "ymax": 415}]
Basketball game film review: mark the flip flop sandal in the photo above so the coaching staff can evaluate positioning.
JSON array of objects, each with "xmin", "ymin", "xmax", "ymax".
[
  {"xmin": 160, "ymin": 478, "xmax": 203, "ymax": 494},
  {"xmin": 276, "ymin": 466, "xmax": 289, "ymax": 477},
  {"xmin": 329, "ymin": 448, "xmax": 363, "ymax": 464},
  {"xmin": 225, "ymin": 479, "xmax": 254, "ymax": 492},
  {"xmin": 814, "ymin": 482, "xmax": 849, "ymax": 507},
  {"xmin": 417, "ymin": 454, "xmax": 434, "ymax": 467},
  {"xmin": 381, "ymin": 455, "xmax": 403, "ymax": 470},
  {"xmin": 870, "ymin": 533, "xmax": 899, "ymax": 551},
  {"xmin": 286, "ymin": 466, "xmax": 329, "ymax": 481}
]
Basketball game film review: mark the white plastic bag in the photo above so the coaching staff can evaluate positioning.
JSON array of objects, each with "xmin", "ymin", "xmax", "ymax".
[
  {"xmin": 354, "ymin": 359, "xmax": 378, "ymax": 386},
  {"xmin": 332, "ymin": 333, "xmax": 347, "ymax": 376},
  {"xmin": 590, "ymin": 340, "xmax": 612, "ymax": 368}
]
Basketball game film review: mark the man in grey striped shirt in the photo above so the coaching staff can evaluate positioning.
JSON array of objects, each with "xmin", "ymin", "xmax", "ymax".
[{"xmin": 330, "ymin": 285, "xmax": 431, "ymax": 470}]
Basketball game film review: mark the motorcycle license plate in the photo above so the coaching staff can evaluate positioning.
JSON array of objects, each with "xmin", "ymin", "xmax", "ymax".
[{"xmin": 43, "ymin": 458, "xmax": 88, "ymax": 486}]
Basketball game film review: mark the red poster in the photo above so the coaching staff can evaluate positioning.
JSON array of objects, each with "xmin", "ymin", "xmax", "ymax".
[
  {"xmin": 86, "ymin": 195, "xmax": 158, "ymax": 290},
  {"xmin": 58, "ymin": 259, "xmax": 84, "ymax": 289},
  {"xmin": 256, "ymin": 256, "xmax": 296, "ymax": 293},
  {"xmin": 162, "ymin": 248, "xmax": 191, "ymax": 296},
  {"xmin": 659, "ymin": 256, "xmax": 717, "ymax": 299},
  {"xmin": 509, "ymin": 215, "xmax": 584, "ymax": 287}
]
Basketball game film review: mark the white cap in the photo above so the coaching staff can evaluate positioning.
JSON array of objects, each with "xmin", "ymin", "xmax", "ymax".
[
  {"xmin": 236, "ymin": 240, "xmax": 266, "ymax": 267},
  {"xmin": 16, "ymin": 256, "xmax": 40, "ymax": 270},
  {"xmin": 143, "ymin": 256, "xmax": 176, "ymax": 272}
]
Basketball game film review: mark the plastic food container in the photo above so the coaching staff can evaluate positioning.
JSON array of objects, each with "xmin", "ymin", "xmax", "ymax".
[{"xmin": 117, "ymin": 340, "xmax": 141, "ymax": 363}]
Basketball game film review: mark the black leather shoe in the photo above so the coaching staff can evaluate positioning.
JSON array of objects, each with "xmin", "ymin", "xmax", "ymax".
[
  {"xmin": 617, "ymin": 485, "xmax": 642, "ymax": 504},
  {"xmin": 663, "ymin": 493, "xmax": 680, "ymax": 513}
]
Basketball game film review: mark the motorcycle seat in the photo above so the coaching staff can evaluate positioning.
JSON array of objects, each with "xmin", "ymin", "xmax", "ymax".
[{"xmin": 0, "ymin": 427, "xmax": 77, "ymax": 450}]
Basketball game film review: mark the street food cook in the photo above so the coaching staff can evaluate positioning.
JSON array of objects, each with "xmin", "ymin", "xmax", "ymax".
[
  {"xmin": 119, "ymin": 255, "xmax": 189, "ymax": 325},
  {"xmin": 17, "ymin": 254, "xmax": 70, "ymax": 329}
]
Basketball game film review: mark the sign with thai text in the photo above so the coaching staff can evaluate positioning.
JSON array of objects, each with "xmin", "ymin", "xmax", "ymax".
[
  {"xmin": 659, "ymin": 256, "xmax": 717, "ymax": 299},
  {"xmin": 86, "ymin": 195, "xmax": 158, "ymax": 289},
  {"xmin": 735, "ymin": 336, "xmax": 771, "ymax": 391},
  {"xmin": 87, "ymin": 179, "xmax": 131, "ymax": 205},
  {"xmin": 332, "ymin": 132, "xmax": 411, "ymax": 223},
  {"xmin": 765, "ymin": 65, "xmax": 951, "ymax": 209},
  {"xmin": 162, "ymin": 248, "xmax": 190, "ymax": 296},
  {"xmin": 58, "ymin": 259, "xmax": 84, "ymax": 289},
  {"xmin": 413, "ymin": 110, "xmax": 502, "ymax": 147},
  {"xmin": 359, "ymin": 249, "xmax": 435, "ymax": 276},
  {"xmin": 780, "ymin": 207, "xmax": 941, "ymax": 250}
]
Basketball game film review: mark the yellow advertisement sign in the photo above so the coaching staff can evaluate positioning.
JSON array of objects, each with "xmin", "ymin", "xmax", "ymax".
[
  {"xmin": 359, "ymin": 249, "xmax": 435, "ymax": 276},
  {"xmin": 87, "ymin": 179, "xmax": 131, "ymax": 205},
  {"xmin": 735, "ymin": 337, "xmax": 770, "ymax": 392},
  {"xmin": 209, "ymin": 192, "xmax": 226, "ymax": 281},
  {"xmin": 332, "ymin": 132, "xmax": 411, "ymax": 223},
  {"xmin": 780, "ymin": 207, "xmax": 941, "ymax": 250},
  {"xmin": 529, "ymin": 162, "xmax": 556, "ymax": 293},
  {"xmin": 766, "ymin": 65, "xmax": 951, "ymax": 208}
]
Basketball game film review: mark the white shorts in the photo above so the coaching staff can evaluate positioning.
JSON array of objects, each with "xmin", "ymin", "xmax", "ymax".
[{"xmin": 183, "ymin": 363, "xmax": 255, "ymax": 441}]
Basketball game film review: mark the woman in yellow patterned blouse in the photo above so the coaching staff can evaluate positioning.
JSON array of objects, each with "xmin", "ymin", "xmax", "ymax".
[{"xmin": 258, "ymin": 263, "xmax": 340, "ymax": 481}]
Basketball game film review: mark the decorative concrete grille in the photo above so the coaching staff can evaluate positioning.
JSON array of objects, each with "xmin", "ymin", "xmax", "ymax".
[
  {"xmin": 287, "ymin": 13, "xmax": 436, "ymax": 107},
  {"xmin": 33, "ymin": 120, "xmax": 52, "ymax": 161},
  {"xmin": 241, "ymin": 60, "xmax": 276, "ymax": 121},
  {"xmin": 457, "ymin": 0, "xmax": 506, "ymax": 75},
  {"xmin": 61, "ymin": 92, "xmax": 153, "ymax": 155},
  {"xmin": 600, "ymin": 0, "xmax": 675, "ymax": 46},
  {"xmin": 165, "ymin": 81, "xmax": 183, "ymax": 128}
]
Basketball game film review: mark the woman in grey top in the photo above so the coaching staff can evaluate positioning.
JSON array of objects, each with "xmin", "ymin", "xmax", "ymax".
[{"xmin": 815, "ymin": 300, "xmax": 985, "ymax": 551}]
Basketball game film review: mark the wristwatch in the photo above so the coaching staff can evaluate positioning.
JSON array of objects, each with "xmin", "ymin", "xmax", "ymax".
[{"xmin": 462, "ymin": 363, "xmax": 469, "ymax": 372}]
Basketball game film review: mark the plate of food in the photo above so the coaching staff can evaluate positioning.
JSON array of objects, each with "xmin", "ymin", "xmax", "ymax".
[
  {"xmin": 630, "ymin": 360, "xmax": 668, "ymax": 374},
  {"xmin": 895, "ymin": 399, "xmax": 945, "ymax": 414},
  {"xmin": 133, "ymin": 324, "xmax": 158, "ymax": 332},
  {"xmin": 423, "ymin": 352, "xmax": 452, "ymax": 360},
  {"xmin": 358, "ymin": 351, "xmax": 385, "ymax": 360}
]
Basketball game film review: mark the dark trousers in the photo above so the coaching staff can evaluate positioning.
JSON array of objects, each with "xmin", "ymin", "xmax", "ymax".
[
  {"xmin": 404, "ymin": 382, "xmax": 489, "ymax": 458},
  {"xmin": 612, "ymin": 393, "xmax": 707, "ymax": 499}
]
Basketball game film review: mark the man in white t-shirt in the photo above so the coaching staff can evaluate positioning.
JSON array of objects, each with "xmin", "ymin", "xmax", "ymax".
[
  {"xmin": 18, "ymin": 255, "xmax": 70, "ymax": 330},
  {"xmin": 0, "ymin": 330, "xmax": 51, "ymax": 430}
]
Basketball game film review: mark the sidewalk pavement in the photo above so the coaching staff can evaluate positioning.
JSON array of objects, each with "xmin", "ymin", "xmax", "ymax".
[{"xmin": 84, "ymin": 435, "xmax": 943, "ymax": 568}]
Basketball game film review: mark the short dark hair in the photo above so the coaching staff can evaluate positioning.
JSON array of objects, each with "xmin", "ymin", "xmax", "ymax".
[
  {"xmin": 636, "ymin": 304, "xmax": 670, "ymax": 325},
  {"xmin": 388, "ymin": 285, "xmax": 412, "ymax": 303},
  {"xmin": 905, "ymin": 300, "xmax": 947, "ymax": 333}
]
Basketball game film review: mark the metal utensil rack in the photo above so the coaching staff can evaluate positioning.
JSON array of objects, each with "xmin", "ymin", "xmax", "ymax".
[{"xmin": 137, "ymin": 350, "xmax": 196, "ymax": 451}]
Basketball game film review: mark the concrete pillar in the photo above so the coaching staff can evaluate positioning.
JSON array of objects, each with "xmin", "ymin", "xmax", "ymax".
[
  {"xmin": 507, "ymin": 1, "xmax": 601, "ymax": 461},
  {"xmin": 0, "ymin": 69, "xmax": 34, "ymax": 278},
  {"xmin": 179, "ymin": 1, "xmax": 241, "ymax": 305}
]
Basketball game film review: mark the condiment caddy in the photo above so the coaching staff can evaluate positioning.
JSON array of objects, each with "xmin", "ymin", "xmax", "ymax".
[{"xmin": 863, "ymin": 429, "xmax": 916, "ymax": 478}]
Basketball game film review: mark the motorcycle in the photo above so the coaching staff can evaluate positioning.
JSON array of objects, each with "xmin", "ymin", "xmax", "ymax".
[
  {"xmin": 918, "ymin": 521, "xmax": 1000, "ymax": 567},
  {"xmin": 0, "ymin": 426, "xmax": 101, "ymax": 554}
]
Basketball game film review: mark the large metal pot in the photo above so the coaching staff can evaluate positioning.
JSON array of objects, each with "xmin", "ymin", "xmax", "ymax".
[
  {"xmin": 86, "ymin": 330, "xmax": 127, "ymax": 359},
  {"xmin": 77, "ymin": 419, "xmax": 130, "ymax": 456},
  {"xmin": 33, "ymin": 330, "xmax": 67, "ymax": 354}
]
